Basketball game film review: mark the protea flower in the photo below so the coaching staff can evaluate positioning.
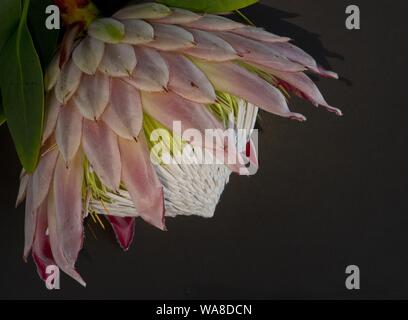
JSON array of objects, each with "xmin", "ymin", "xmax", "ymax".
[{"xmin": 16, "ymin": 1, "xmax": 341, "ymax": 286}]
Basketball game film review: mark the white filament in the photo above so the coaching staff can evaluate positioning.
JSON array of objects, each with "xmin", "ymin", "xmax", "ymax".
[{"xmin": 89, "ymin": 101, "xmax": 259, "ymax": 219}]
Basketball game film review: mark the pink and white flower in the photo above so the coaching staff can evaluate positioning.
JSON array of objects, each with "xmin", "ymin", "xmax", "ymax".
[{"xmin": 17, "ymin": 2, "xmax": 341, "ymax": 286}]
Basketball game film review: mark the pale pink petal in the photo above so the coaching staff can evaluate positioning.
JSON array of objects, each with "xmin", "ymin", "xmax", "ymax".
[
  {"xmin": 126, "ymin": 47, "xmax": 169, "ymax": 92},
  {"xmin": 102, "ymin": 106, "xmax": 130, "ymax": 140},
  {"xmin": 55, "ymin": 60, "xmax": 82, "ymax": 104},
  {"xmin": 243, "ymin": 40, "xmax": 339, "ymax": 79},
  {"xmin": 31, "ymin": 147, "xmax": 59, "ymax": 210},
  {"xmin": 23, "ymin": 180, "xmax": 35, "ymax": 260},
  {"xmin": 142, "ymin": 92, "xmax": 241, "ymax": 167},
  {"xmin": 88, "ymin": 18, "xmax": 125, "ymax": 44},
  {"xmin": 315, "ymin": 65, "xmax": 339, "ymax": 79},
  {"xmin": 103, "ymin": 78, "xmax": 143, "ymax": 140},
  {"xmin": 182, "ymin": 14, "xmax": 244, "ymax": 31},
  {"xmin": 151, "ymin": 8, "xmax": 201, "ymax": 24},
  {"xmin": 118, "ymin": 136, "xmax": 165, "ymax": 231},
  {"xmin": 32, "ymin": 201, "xmax": 55, "ymax": 281},
  {"xmin": 182, "ymin": 29, "xmax": 238, "ymax": 62},
  {"xmin": 72, "ymin": 36, "xmax": 105, "ymax": 75},
  {"xmin": 161, "ymin": 52, "xmax": 216, "ymax": 104},
  {"xmin": 266, "ymin": 42, "xmax": 318, "ymax": 70},
  {"xmin": 20, "ymin": 169, "xmax": 26, "ymax": 179},
  {"xmin": 122, "ymin": 19, "xmax": 154, "ymax": 44},
  {"xmin": 144, "ymin": 24, "xmax": 195, "ymax": 51},
  {"xmin": 56, "ymin": 101, "xmax": 83, "ymax": 164},
  {"xmin": 42, "ymin": 91, "xmax": 62, "ymax": 144},
  {"xmin": 44, "ymin": 51, "xmax": 60, "ymax": 92},
  {"xmin": 72, "ymin": 72, "xmax": 110, "ymax": 120},
  {"xmin": 141, "ymin": 91, "xmax": 224, "ymax": 141},
  {"xmin": 82, "ymin": 120, "xmax": 121, "ymax": 191},
  {"xmin": 47, "ymin": 188, "xmax": 86, "ymax": 287},
  {"xmin": 193, "ymin": 60, "xmax": 306, "ymax": 121},
  {"xmin": 53, "ymin": 150, "xmax": 84, "ymax": 268},
  {"xmin": 59, "ymin": 23, "xmax": 82, "ymax": 67},
  {"xmin": 99, "ymin": 43, "xmax": 137, "ymax": 77},
  {"xmin": 231, "ymin": 26, "xmax": 291, "ymax": 43},
  {"xmin": 269, "ymin": 69, "xmax": 342, "ymax": 116},
  {"xmin": 16, "ymin": 173, "xmax": 29, "ymax": 208},
  {"xmin": 106, "ymin": 216, "xmax": 135, "ymax": 251},
  {"xmin": 218, "ymin": 32, "xmax": 305, "ymax": 72},
  {"xmin": 113, "ymin": 3, "xmax": 171, "ymax": 20}
]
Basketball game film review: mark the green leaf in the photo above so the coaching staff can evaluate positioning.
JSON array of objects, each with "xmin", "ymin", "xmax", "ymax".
[
  {"xmin": 0, "ymin": 0, "xmax": 21, "ymax": 128},
  {"xmin": 0, "ymin": 0, "xmax": 44, "ymax": 172},
  {"xmin": 27, "ymin": 0, "xmax": 60, "ymax": 68},
  {"xmin": 0, "ymin": 0, "xmax": 21, "ymax": 53},
  {"xmin": 156, "ymin": 0, "xmax": 258, "ymax": 13}
]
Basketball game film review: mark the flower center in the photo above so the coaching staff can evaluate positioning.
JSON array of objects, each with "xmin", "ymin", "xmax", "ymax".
[{"xmin": 54, "ymin": 0, "xmax": 99, "ymax": 27}]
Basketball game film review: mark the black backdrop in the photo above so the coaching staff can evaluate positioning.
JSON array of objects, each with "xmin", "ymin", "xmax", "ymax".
[{"xmin": 1, "ymin": 0, "xmax": 408, "ymax": 299}]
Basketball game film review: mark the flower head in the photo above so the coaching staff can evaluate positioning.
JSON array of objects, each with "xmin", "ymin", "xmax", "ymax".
[{"xmin": 18, "ymin": 2, "xmax": 341, "ymax": 286}]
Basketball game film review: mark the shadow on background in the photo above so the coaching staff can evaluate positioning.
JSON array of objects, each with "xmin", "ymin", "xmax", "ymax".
[{"xmin": 240, "ymin": 4, "xmax": 351, "ymax": 86}]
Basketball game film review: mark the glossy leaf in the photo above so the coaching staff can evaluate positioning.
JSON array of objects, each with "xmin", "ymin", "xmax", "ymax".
[
  {"xmin": 0, "ymin": 0, "xmax": 21, "ymax": 52},
  {"xmin": 157, "ymin": 0, "xmax": 258, "ymax": 13},
  {"xmin": 0, "ymin": 0, "xmax": 21, "ymax": 128},
  {"xmin": 0, "ymin": 0, "xmax": 44, "ymax": 172}
]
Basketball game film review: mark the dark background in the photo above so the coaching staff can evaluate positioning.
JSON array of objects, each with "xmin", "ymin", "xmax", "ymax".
[{"xmin": 1, "ymin": 0, "xmax": 408, "ymax": 299}]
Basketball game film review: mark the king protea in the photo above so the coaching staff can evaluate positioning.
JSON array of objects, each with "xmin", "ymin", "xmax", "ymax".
[{"xmin": 16, "ymin": 2, "xmax": 341, "ymax": 286}]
